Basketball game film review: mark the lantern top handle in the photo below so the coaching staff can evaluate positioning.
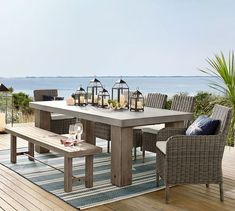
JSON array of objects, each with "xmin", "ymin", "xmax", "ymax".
[
  {"xmin": 112, "ymin": 78, "xmax": 129, "ymax": 88},
  {"xmin": 0, "ymin": 83, "xmax": 10, "ymax": 92},
  {"xmin": 90, "ymin": 77, "xmax": 100, "ymax": 83}
]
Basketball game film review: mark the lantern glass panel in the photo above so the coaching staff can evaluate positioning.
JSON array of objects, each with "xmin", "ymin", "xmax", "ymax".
[
  {"xmin": 75, "ymin": 87, "xmax": 86, "ymax": 106},
  {"xmin": 111, "ymin": 79, "xmax": 129, "ymax": 108},
  {"xmin": 130, "ymin": 90, "xmax": 144, "ymax": 111},
  {"xmin": 87, "ymin": 78, "xmax": 103, "ymax": 105},
  {"xmin": 98, "ymin": 88, "xmax": 110, "ymax": 107}
]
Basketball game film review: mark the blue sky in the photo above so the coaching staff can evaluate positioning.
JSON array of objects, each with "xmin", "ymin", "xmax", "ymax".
[{"xmin": 0, "ymin": 0, "xmax": 235, "ymax": 77}]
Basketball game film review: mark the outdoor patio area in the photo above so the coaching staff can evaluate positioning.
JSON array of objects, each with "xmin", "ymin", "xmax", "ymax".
[{"xmin": 0, "ymin": 132, "xmax": 235, "ymax": 211}]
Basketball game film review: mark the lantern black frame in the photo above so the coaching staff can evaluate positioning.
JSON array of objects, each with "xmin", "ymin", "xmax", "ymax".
[
  {"xmin": 87, "ymin": 78, "xmax": 103, "ymax": 106},
  {"xmin": 111, "ymin": 79, "xmax": 129, "ymax": 109},
  {"xmin": 98, "ymin": 88, "xmax": 110, "ymax": 108},
  {"xmin": 74, "ymin": 86, "xmax": 87, "ymax": 106},
  {"xmin": 130, "ymin": 90, "xmax": 144, "ymax": 112}
]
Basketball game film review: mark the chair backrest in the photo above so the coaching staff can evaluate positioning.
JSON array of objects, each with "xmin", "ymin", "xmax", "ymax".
[
  {"xmin": 145, "ymin": 93, "xmax": 167, "ymax": 109},
  {"xmin": 171, "ymin": 95, "xmax": 195, "ymax": 112},
  {"xmin": 210, "ymin": 104, "xmax": 232, "ymax": 135},
  {"xmin": 34, "ymin": 89, "xmax": 58, "ymax": 101},
  {"xmin": 171, "ymin": 95, "xmax": 195, "ymax": 127}
]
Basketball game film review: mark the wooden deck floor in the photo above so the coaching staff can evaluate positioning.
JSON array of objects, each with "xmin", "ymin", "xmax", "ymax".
[{"xmin": 0, "ymin": 133, "xmax": 235, "ymax": 211}]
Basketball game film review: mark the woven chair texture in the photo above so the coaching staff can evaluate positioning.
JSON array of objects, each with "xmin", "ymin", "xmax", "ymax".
[
  {"xmin": 34, "ymin": 89, "xmax": 76, "ymax": 134},
  {"xmin": 142, "ymin": 95, "xmax": 195, "ymax": 157},
  {"xmin": 156, "ymin": 104, "xmax": 232, "ymax": 203},
  {"xmin": 133, "ymin": 93, "xmax": 168, "ymax": 159}
]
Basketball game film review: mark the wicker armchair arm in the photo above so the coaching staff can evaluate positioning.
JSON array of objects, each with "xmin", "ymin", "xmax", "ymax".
[
  {"xmin": 166, "ymin": 134, "xmax": 225, "ymax": 158},
  {"xmin": 155, "ymin": 127, "xmax": 187, "ymax": 142},
  {"xmin": 162, "ymin": 134, "xmax": 225, "ymax": 184}
]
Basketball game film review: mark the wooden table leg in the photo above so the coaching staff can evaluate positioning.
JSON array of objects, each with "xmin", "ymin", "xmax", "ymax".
[
  {"xmin": 82, "ymin": 120, "xmax": 95, "ymax": 145},
  {"xmin": 64, "ymin": 156, "xmax": 73, "ymax": 192},
  {"xmin": 35, "ymin": 109, "xmax": 51, "ymax": 153},
  {"xmin": 28, "ymin": 142, "xmax": 35, "ymax": 161},
  {"xmin": 10, "ymin": 135, "xmax": 17, "ymax": 163},
  {"xmin": 85, "ymin": 155, "xmax": 93, "ymax": 188},
  {"xmin": 165, "ymin": 121, "xmax": 184, "ymax": 128},
  {"xmin": 111, "ymin": 126, "xmax": 133, "ymax": 187}
]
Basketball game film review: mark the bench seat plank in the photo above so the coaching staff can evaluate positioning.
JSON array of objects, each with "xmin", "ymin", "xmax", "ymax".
[
  {"xmin": 5, "ymin": 125, "xmax": 102, "ymax": 158},
  {"xmin": 5, "ymin": 124, "xmax": 102, "ymax": 192}
]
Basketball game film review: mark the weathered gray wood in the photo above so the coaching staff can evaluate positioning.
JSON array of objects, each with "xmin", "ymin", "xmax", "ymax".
[
  {"xmin": 10, "ymin": 135, "xmax": 16, "ymax": 163},
  {"xmin": 64, "ymin": 156, "xmax": 73, "ymax": 192},
  {"xmin": 83, "ymin": 120, "xmax": 95, "ymax": 145},
  {"xmin": 30, "ymin": 101, "xmax": 193, "ymax": 127},
  {"xmin": 85, "ymin": 155, "xmax": 93, "ymax": 188},
  {"xmin": 5, "ymin": 126, "xmax": 102, "ymax": 158},
  {"xmin": 6, "ymin": 125, "xmax": 102, "ymax": 192},
  {"xmin": 34, "ymin": 110, "xmax": 51, "ymax": 153},
  {"xmin": 28, "ymin": 142, "xmax": 35, "ymax": 161},
  {"xmin": 165, "ymin": 121, "xmax": 184, "ymax": 128},
  {"xmin": 29, "ymin": 101, "xmax": 193, "ymax": 187},
  {"xmin": 111, "ymin": 126, "xmax": 133, "ymax": 186}
]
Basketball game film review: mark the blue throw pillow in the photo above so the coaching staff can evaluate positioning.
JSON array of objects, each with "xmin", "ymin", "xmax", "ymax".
[
  {"xmin": 186, "ymin": 115, "xmax": 220, "ymax": 135},
  {"xmin": 55, "ymin": 97, "xmax": 64, "ymax": 100},
  {"xmin": 42, "ymin": 95, "xmax": 54, "ymax": 101},
  {"xmin": 42, "ymin": 95, "xmax": 64, "ymax": 101}
]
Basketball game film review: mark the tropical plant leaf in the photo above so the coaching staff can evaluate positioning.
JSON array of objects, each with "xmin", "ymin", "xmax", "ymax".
[{"xmin": 200, "ymin": 51, "xmax": 235, "ymax": 146}]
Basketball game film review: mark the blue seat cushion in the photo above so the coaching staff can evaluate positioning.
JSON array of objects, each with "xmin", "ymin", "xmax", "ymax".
[
  {"xmin": 43, "ymin": 95, "xmax": 64, "ymax": 101},
  {"xmin": 186, "ymin": 115, "xmax": 220, "ymax": 135}
]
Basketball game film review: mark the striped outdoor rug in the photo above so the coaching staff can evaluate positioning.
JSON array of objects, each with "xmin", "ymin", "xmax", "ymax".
[{"xmin": 0, "ymin": 147, "xmax": 164, "ymax": 210}]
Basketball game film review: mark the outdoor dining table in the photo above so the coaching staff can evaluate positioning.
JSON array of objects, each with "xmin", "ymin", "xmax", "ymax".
[{"xmin": 29, "ymin": 100, "xmax": 193, "ymax": 187}]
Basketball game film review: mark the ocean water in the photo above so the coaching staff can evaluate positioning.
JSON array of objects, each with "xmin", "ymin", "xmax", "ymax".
[{"xmin": 0, "ymin": 76, "xmax": 219, "ymax": 98}]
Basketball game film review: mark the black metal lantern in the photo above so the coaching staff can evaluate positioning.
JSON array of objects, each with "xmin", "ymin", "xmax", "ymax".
[
  {"xmin": 130, "ymin": 90, "xmax": 144, "ymax": 112},
  {"xmin": 112, "ymin": 79, "xmax": 129, "ymax": 108},
  {"xmin": 98, "ymin": 88, "xmax": 110, "ymax": 108},
  {"xmin": 74, "ymin": 86, "xmax": 87, "ymax": 106},
  {"xmin": 87, "ymin": 77, "xmax": 103, "ymax": 106}
]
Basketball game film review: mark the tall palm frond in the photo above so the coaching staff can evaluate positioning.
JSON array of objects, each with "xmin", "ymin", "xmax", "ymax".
[{"xmin": 200, "ymin": 51, "xmax": 235, "ymax": 145}]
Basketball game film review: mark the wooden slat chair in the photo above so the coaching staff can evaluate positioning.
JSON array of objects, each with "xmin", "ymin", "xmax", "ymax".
[
  {"xmin": 133, "ymin": 93, "xmax": 168, "ymax": 160},
  {"xmin": 142, "ymin": 95, "xmax": 195, "ymax": 161},
  {"xmin": 34, "ymin": 89, "xmax": 76, "ymax": 135},
  {"xmin": 155, "ymin": 104, "xmax": 232, "ymax": 203}
]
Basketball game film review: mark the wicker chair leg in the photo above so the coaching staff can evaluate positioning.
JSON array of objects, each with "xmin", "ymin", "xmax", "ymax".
[
  {"xmin": 134, "ymin": 147, "xmax": 137, "ymax": 160},
  {"xmin": 165, "ymin": 184, "xmax": 170, "ymax": 203},
  {"xmin": 206, "ymin": 184, "xmax": 209, "ymax": 188},
  {"xmin": 156, "ymin": 172, "xmax": 159, "ymax": 187},
  {"xmin": 142, "ymin": 149, "xmax": 145, "ymax": 163},
  {"xmin": 107, "ymin": 141, "xmax": 110, "ymax": 153},
  {"xmin": 219, "ymin": 182, "xmax": 224, "ymax": 201}
]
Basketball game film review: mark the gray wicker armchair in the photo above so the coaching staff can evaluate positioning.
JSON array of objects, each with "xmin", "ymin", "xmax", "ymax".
[
  {"xmin": 133, "ymin": 93, "xmax": 168, "ymax": 160},
  {"xmin": 34, "ymin": 89, "xmax": 76, "ymax": 134},
  {"xmin": 155, "ymin": 104, "xmax": 232, "ymax": 203},
  {"xmin": 142, "ymin": 95, "xmax": 195, "ymax": 161}
]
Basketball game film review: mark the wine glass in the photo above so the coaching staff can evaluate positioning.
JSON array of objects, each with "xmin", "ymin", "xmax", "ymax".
[
  {"xmin": 69, "ymin": 124, "xmax": 76, "ymax": 141},
  {"xmin": 75, "ymin": 121, "xmax": 83, "ymax": 141}
]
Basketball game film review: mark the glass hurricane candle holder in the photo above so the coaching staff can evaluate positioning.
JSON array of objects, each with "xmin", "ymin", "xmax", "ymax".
[
  {"xmin": 74, "ymin": 86, "xmax": 87, "ymax": 106},
  {"xmin": 130, "ymin": 89, "xmax": 144, "ymax": 112},
  {"xmin": 111, "ymin": 78, "xmax": 129, "ymax": 109},
  {"xmin": 87, "ymin": 77, "xmax": 103, "ymax": 106},
  {"xmin": 98, "ymin": 88, "xmax": 110, "ymax": 108}
]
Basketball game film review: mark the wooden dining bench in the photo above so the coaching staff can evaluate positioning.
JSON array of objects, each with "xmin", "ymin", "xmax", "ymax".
[{"xmin": 5, "ymin": 125, "xmax": 102, "ymax": 192}]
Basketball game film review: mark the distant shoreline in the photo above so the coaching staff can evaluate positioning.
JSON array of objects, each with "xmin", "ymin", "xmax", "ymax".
[{"xmin": 0, "ymin": 75, "xmax": 214, "ymax": 79}]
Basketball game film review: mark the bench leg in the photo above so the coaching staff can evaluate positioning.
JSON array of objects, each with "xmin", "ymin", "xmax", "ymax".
[
  {"xmin": 28, "ymin": 142, "xmax": 35, "ymax": 161},
  {"xmin": 85, "ymin": 155, "xmax": 93, "ymax": 188},
  {"xmin": 64, "ymin": 157, "xmax": 73, "ymax": 192},
  {"xmin": 10, "ymin": 135, "xmax": 17, "ymax": 163}
]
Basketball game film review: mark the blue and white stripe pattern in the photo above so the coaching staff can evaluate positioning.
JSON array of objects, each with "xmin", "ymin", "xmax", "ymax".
[{"xmin": 0, "ymin": 147, "xmax": 164, "ymax": 210}]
